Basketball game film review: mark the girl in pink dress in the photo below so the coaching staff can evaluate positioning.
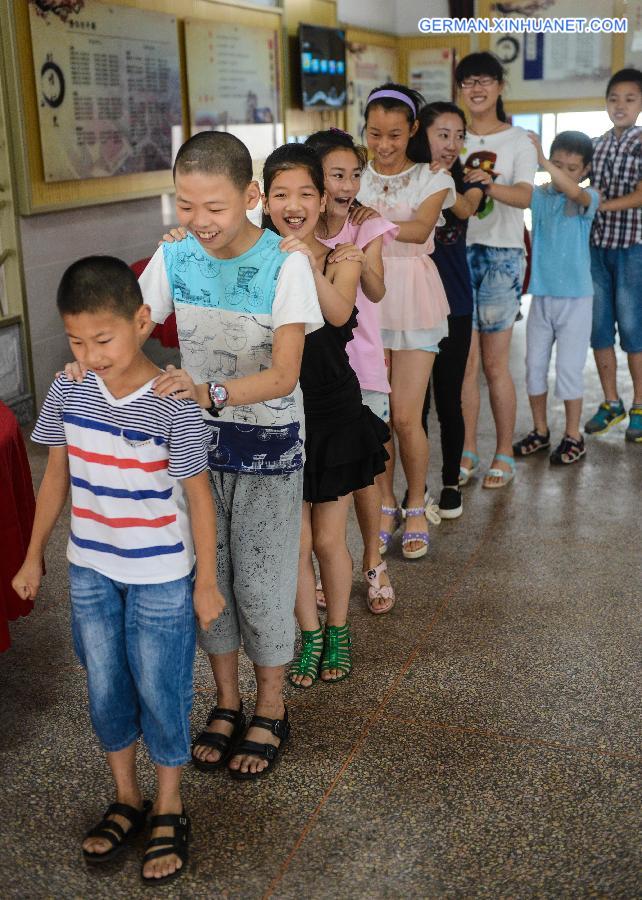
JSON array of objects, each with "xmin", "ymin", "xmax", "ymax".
[
  {"xmin": 358, "ymin": 83, "xmax": 455, "ymax": 560},
  {"xmin": 305, "ymin": 128, "xmax": 399, "ymax": 614}
]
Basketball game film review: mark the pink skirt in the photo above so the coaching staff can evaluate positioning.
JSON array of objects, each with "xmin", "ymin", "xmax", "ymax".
[{"xmin": 380, "ymin": 255, "xmax": 450, "ymax": 333}]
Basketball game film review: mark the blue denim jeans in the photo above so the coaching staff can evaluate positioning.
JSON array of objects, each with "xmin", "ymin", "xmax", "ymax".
[
  {"xmin": 590, "ymin": 244, "xmax": 642, "ymax": 353},
  {"xmin": 69, "ymin": 564, "xmax": 196, "ymax": 767},
  {"xmin": 467, "ymin": 244, "xmax": 525, "ymax": 333}
]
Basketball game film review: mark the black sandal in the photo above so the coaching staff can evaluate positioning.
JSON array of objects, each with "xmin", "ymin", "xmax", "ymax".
[
  {"xmin": 82, "ymin": 800, "xmax": 152, "ymax": 865},
  {"xmin": 141, "ymin": 811, "xmax": 190, "ymax": 886},
  {"xmin": 191, "ymin": 702, "xmax": 245, "ymax": 772},
  {"xmin": 512, "ymin": 429, "xmax": 551, "ymax": 456},
  {"xmin": 228, "ymin": 708, "xmax": 290, "ymax": 781}
]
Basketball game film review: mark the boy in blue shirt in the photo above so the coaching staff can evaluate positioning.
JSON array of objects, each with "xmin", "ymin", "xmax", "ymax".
[
  {"xmin": 140, "ymin": 132, "xmax": 323, "ymax": 779},
  {"xmin": 513, "ymin": 131, "xmax": 600, "ymax": 465}
]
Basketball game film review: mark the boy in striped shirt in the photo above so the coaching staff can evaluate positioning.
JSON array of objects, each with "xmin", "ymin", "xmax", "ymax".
[{"xmin": 12, "ymin": 256, "xmax": 224, "ymax": 885}]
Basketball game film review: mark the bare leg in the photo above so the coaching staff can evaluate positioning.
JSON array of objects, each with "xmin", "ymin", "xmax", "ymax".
[
  {"xmin": 191, "ymin": 651, "xmax": 241, "ymax": 765},
  {"xmin": 461, "ymin": 329, "xmax": 481, "ymax": 470},
  {"xmin": 594, "ymin": 347, "xmax": 619, "ymax": 402},
  {"xmin": 291, "ymin": 502, "xmax": 321, "ymax": 688},
  {"xmin": 82, "ymin": 742, "xmax": 143, "ymax": 855},
  {"xmin": 628, "ymin": 351, "xmax": 642, "ymax": 404},
  {"xmin": 142, "ymin": 765, "xmax": 184, "ymax": 881},
  {"xmin": 564, "ymin": 398, "xmax": 582, "ymax": 440},
  {"xmin": 312, "ymin": 496, "xmax": 353, "ymax": 680},
  {"xmin": 354, "ymin": 479, "xmax": 392, "ymax": 611},
  {"xmin": 389, "ymin": 349, "xmax": 435, "ymax": 553},
  {"xmin": 528, "ymin": 393, "xmax": 548, "ymax": 436},
  {"xmin": 379, "ymin": 349, "xmax": 398, "ymax": 538},
  {"xmin": 228, "ymin": 664, "xmax": 286, "ymax": 776},
  {"xmin": 480, "ymin": 328, "xmax": 516, "ymax": 486}
]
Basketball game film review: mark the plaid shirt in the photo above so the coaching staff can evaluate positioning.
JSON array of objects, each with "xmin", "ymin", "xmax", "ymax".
[{"xmin": 590, "ymin": 125, "xmax": 641, "ymax": 249}]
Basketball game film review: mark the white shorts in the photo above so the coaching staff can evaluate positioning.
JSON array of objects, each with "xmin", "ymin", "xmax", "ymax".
[
  {"xmin": 526, "ymin": 295, "xmax": 593, "ymax": 400},
  {"xmin": 361, "ymin": 389, "xmax": 390, "ymax": 424}
]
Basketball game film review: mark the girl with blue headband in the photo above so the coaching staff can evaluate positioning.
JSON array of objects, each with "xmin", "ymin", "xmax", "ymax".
[{"xmin": 358, "ymin": 82, "xmax": 456, "ymax": 560}]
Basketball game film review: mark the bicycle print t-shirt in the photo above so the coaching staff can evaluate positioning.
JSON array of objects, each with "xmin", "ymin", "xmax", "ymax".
[{"xmin": 140, "ymin": 229, "xmax": 323, "ymax": 475}]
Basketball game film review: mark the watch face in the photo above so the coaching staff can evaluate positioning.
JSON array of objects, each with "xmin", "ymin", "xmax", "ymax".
[{"xmin": 213, "ymin": 385, "xmax": 227, "ymax": 402}]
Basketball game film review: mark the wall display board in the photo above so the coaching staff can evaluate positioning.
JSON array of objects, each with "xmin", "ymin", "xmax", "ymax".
[
  {"xmin": 345, "ymin": 40, "xmax": 397, "ymax": 139},
  {"xmin": 28, "ymin": 0, "xmax": 181, "ymax": 182},
  {"xmin": 408, "ymin": 47, "xmax": 454, "ymax": 102},
  {"xmin": 483, "ymin": 0, "xmax": 613, "ymax": 103},
  {"xmin": 184, "ymin": 19, "xmax": 283, "ymax": 162}
]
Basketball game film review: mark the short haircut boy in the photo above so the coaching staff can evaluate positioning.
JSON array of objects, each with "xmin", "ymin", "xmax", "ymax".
[
  {"xmin": 606, "ymin": 67, "xmax": 642, "ymax": 96},
  {"xmin": 173, "ymin": 131, "xmax": 253, "ymax": 189},
  {"xmin": 550, "ymin": 131, "xmax": 593, "ymax": 167},
  {"xmin": 57, "ymin": 255, "xmax": 143, "ymax": 319}
]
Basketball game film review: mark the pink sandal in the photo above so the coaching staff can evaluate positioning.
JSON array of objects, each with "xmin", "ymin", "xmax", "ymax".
[{"xmin": 364, "ymin": 561, "xmax": 395, "ymax": 614}]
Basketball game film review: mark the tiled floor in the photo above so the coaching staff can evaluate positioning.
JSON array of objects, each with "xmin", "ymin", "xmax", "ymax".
[{"xmin": 1, "ymin": 314, "xmax": 640, "ymax": 899}]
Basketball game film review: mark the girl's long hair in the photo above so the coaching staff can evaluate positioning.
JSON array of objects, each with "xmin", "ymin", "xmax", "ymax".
[
  {"xmin": 261, "ymin": 143, "xmax": 325, "ymax": 233},
  {"xmin": 408, "ymin": 101, "xmax": 467, "ymax": 193},
  {"xmin": 454, "ymin": 52, "xmax": 508, "ymax": 123}
]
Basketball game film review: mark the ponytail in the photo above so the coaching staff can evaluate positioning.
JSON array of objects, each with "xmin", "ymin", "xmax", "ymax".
[{"xmin": 496, "ymin": 95, "xmax": 507, "ymax": 123}]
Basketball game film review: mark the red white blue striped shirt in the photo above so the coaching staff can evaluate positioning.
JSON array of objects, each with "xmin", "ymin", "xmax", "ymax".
[{"xmin": 32, "ymin": 373, "xmax": 209, "ymax": 584}]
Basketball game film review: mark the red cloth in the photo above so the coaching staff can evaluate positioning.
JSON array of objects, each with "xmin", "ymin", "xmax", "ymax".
[
  {"xmin": 132, "ymin": 256, "xmax": 179, "ymax": 349},
  {"xmin": 0, "ymin": 402, "xmax": 36, "ymax": 651}
]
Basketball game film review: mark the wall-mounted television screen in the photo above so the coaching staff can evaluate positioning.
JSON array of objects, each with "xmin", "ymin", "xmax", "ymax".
[{"xmin": 299, "ymin": 24, "xmax": 346, "ymax": 110}]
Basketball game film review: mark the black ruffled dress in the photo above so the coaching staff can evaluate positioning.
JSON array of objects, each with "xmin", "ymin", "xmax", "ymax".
[{"xmin": 300, "ymin": 306, "xmax": 390, "ymax": 503}]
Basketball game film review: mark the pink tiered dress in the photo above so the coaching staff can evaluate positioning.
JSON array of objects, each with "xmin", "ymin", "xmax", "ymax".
[{"xmin": 358, "ymin": 161, "xmax": 455, "ymax": 351}]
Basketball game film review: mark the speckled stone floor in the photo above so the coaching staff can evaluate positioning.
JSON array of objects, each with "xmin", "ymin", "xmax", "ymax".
[{"xmin": 1, "ymin": 308, "xmax": 640, "ymax": 899}]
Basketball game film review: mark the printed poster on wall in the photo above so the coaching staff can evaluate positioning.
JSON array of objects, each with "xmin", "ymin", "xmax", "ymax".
[
  {"xmin": 28, "ymin": 0, "xmax": 181, "ymax": 182},
  {"xmin": 346, "ymin": 42, "xmax": 398, "ymax": 141},
  {"xmin": 488, "ymin": 0, "xmax": 613, "ymax": 101},
  {"xmin": 184, "ymin": 20, "xmax": 283, "ymax": 163},
  {"xmin": 408, "ymin": 48, "xmax": 454, "ymax": 103}
]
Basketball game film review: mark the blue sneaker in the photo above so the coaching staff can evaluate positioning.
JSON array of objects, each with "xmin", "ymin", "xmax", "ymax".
[
  {"xmin": 625, "ymin": 406, "xmax": 642, "ymax": 443},
  {"xmin": 584, "ymin": 400, "xmax": 625, "ymax": 435}
]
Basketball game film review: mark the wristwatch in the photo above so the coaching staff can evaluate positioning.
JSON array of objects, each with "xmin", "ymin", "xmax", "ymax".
[{"xmin": 207, "ymin": 383, "xmax": 229, "ymax": 415}]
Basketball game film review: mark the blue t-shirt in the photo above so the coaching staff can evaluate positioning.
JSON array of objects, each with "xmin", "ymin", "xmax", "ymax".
[
  {"xmin": 140, "ymin": 229, "xmax": 323, "ymax": 475},
  {"xmin": 431, "ymin": 181, "xmax": 480, "ymax": 317},
  {"xmin": 529, "ymin": 184, "xmax": 600, "ymax": 298}
]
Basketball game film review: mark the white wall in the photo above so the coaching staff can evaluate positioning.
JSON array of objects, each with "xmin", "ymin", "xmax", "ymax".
[
  {"xmin": 20, "ymin": 198, "xmax": 178, "ymax": 406},
  {"xmin": 395, "ymin": 0, "xmax": 449, "ymax": 36},
  {"xmin": 337, "ymin": 0, "xmax": 396, "ymax": 32},
  {"xmin": 339, "ymin": 0, "xmax": 449, "ymax": 35}
]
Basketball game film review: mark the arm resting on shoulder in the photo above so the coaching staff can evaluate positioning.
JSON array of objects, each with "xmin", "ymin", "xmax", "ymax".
[
  {"xmin": 221, "ymin": 322, "xmax": 306, "ymax": 407},
  {"xmin": 599, "ymin": 180, "xmax": 642, "ymax": 212},
  {"xmin": 394, "ymin": 189, "xmax": 449, "ymax": 244},
  {"xmin": 360, "ymin": 235, "xmax": 386, "ymax": 303},
  {"xmin": 486, "ymin": 181, "xmax": 533, "ymax": 209},
  {"xmin": 451, "ymin": 187, "xmax": 484, "ymax": 220}
]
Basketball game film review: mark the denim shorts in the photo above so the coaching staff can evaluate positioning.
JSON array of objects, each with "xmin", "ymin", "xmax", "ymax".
[
  {"xmin": 467, "ymin": 244, "xmax": 525, "ymax": 334},
  {"xmin": 361, "ymin": 389, "xmax": 390, "ymax": 424},
  {"xmin": 69, "ymin": 564, "xmax": 196, "ymax": 767},
  {"xmin": 590, "ymin": 244, "xmax": 642, "ymax": 353}
]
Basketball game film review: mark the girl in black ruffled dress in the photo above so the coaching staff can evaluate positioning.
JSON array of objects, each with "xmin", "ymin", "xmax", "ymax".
[{"xmin": 262, "ymin": 143, "xmax": 389, "ymax": 687}]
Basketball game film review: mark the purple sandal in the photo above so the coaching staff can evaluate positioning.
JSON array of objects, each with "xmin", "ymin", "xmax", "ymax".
[
  {"xmin": 402, "ymin": 507, "xmax": 429, "ymax": 560},
  {"xmin": 379, "ymin": 505, "xmax": 401, "ymax": 556}
]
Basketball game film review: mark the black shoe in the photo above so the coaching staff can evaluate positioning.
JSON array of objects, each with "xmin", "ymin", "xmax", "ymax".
[
  {"xmin": 438, "ymin": 486, "xmax": 463, "ymax": 519},
  {"xmin": 401, "ymin": 484, "xmax": 428, "ymax": 514},
  {"xmin": 550, "ymin": 435, "xmax": 586, "ymax": 465}
]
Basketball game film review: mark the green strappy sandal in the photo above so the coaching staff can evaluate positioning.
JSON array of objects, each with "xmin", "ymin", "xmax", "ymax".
[
  {"xmin": 288, "ymin": 627, "xmax": 323, "ymax": 688},
  {"xmin": 320, "ymin": 624, "xmax": 352, "ymax": 683}
]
